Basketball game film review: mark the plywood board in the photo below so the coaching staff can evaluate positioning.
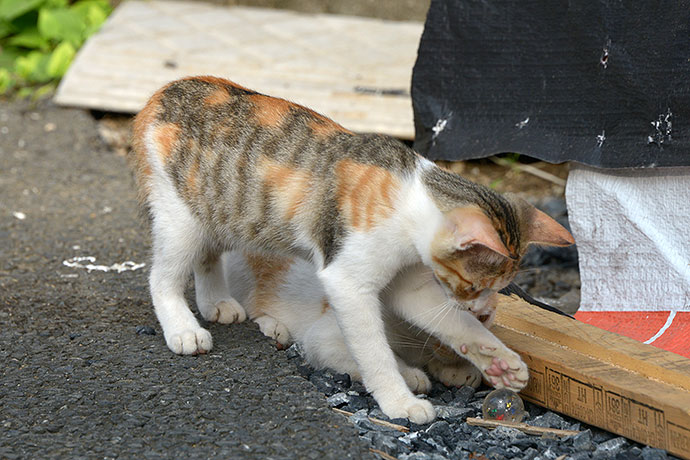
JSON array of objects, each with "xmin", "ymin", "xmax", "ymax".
[
  {"xmin": 494, "ymin": 295, "xmax": 690, "ymax": 458},
  {"xmin": 54, "ymin": 1, "xmax": 423, "ymax": 139}
]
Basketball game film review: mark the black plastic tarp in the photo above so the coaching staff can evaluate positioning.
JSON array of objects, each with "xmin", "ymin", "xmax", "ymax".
[{"xmin": 412, "ymin": 0, "xmax": 690, "ymax": 168}]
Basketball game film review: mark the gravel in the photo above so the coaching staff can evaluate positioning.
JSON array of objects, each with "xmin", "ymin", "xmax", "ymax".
[{"xmin": 285, "ymin": 344, "xmax": 679, "ymax": 460}]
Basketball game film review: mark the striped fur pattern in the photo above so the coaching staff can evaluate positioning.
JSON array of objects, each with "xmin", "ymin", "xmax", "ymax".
[{"xmin": 130, "ymin": 76, "xmax": 574, "ymax": 423}]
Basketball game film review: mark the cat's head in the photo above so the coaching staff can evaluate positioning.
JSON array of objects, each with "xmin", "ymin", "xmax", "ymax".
[{"xmin": 429, "ymin": 194, "xmax": 574, "ymax": 302}]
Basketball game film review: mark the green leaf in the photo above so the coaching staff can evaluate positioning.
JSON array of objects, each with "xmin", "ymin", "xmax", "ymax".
[
  {"xmin": 0, "ymin": 45, "xmax": 21, "ymax": 69},
  {"xmin": 17, "ymin": 85, "xmax": 33, "ymax": 98},
  {"xmin": 9, "ymin": 9, "xmax": 39, "ymax": 32},
  {"xmin": 46, "ymin": 40, "xmax": 74, "ymax": 78},
  {"xmin": 38, "ymin": 7, "xmax": 85, "ymax": 46},
  {"xmin": 0, "ymin": 67, "xmax": 15, "ymax": 93},
  {"xmin": 7, "ymin": 27, "xmax": 49, "ymax": 50},
  {"xmin": 45, "ymin": 0, "xmax": 68, "ymax": 8},
  {"xmin": 0, "ymin": 18, "xmax": 15, "ymax": 38},
  {"xmin": 15, "ymin": 49, "xmax": 51, "ymax": 82},
  {"xmin": 71, "ymin": 0, "xmax": 110, "ymax": 37},
  {"xmin": 0, "ymin": 0, "xmax": 44, "ymax": 21}
]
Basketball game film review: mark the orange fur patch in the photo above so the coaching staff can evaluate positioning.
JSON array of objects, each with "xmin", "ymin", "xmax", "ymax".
[
  {"xmin": 258, "ymin": 156, "xmax": 311, "ymax": 220},
  {"xmin": 186, "ymin": 156, "xmax": 200, "ymax": 195},
  {"xmin": 130, "ymin": 86, "xmax": 168, "ymax": 201},
  {"xmin": 245, "ymin": 253, "xmax": 292, "ymax": 317},
  {"xmin": 321, "ymin": 298, "xmax": 331, "ymax": 315},
  {"xmin": 204, "ymin": 87, "xmax": 230, "ymax": 106},
  {"xmin": 249, "ymin": 94, "xmax": 292, "ymax": 127},
  {"xmin": 335, "ymin": 160, "xmax": 400, "ymax": 231},
  {"xmin": 153, "ymin": 122, "xmax": 181, "ymax": 161},
  {"xmin": 308, "ymin": 118, "xmax": 351, "ymax": 138}
]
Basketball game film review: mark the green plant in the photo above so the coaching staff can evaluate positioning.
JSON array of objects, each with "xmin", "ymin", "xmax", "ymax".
[{"xmin": 0, "ymin": 0, "xmax": 111, "ymax": 95}]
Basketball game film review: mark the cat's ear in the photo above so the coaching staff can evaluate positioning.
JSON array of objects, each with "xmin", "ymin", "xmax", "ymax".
[
  {"xmin": 445, "ymin": 207, "xmax": 511, "ymax": 258},
  {"xmin": 527, "ymin": 208, "xmax": 575, "ymax": 247}
]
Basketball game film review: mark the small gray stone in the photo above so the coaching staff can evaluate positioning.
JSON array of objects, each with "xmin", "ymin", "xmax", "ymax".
[
  {"xmin": 326, "ymin": 392, "xmax": 350, "ymax": 408},
  {"xmin": 399, "ymin": 452, "xmax": 449, "ymax": 460},
  {"xmin": 521, "ymin": 447, "xmax": 539, "ymax": 460},
  {"xmin": 532, "ymin": 411, "xmax": 566, "ymax": 429},
  {"xmin": 641, "ymin": 446, "xmax": 668, "ymax": 460},
  {"xmin": 435, "ymin": 405, "xmax": 473, "ymax": 421},
  {"xmin": 135, "ymin": 326, "xmax": 156, "ymax": 336},
  {"xmin": 345, "ymin": 394, "xmax": 369, "ymax": 412},
  {"xmin": 348, "ymin": 409, "xmax": 377, "ymax": 432},
  {"xmin": 629, "ymin": 446, "xmax": 642, "ymax": 456},
  {"xmin": 594, "ymin": 437, "xmax": 627, "ymax": 456},
  {"xmin": 489, "ymin": 425, "xmax": 523, "ymax": 441},
  {"xmin": 540, "ymin": 447, "xmax": 559, "ymax": 460},
  {"xmin": 572, "ymin": 429, "xmax": 595, "ymax": 451},
  {"xmin": 425, "ymin": 420, "xmax": 453, "ymax": 441},
  {"xmin": 486, "ymin": 445, "xmax": 507, "ymax": 459},
  {"xmin": 451, "ymin": 385, "xmax": 475, "ymax": 406},
  {"xmin": 371, "ymin": 432, "xmax": 400, "ymax": 456}
]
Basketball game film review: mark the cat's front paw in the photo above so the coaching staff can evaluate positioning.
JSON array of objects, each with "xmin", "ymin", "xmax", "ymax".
[
  {"xmin": 201, "ymin": 298, "xmax": 246, "ymax": 324},
  {"xmin": 378, "ymin": 395, "xmax": 436, "ymax": 424},
  {"xmin": 460, "ymin": 343, "xmax": 528, "ymax": 391},
  {"xmin": 399, "ymin": 366, "xmax": 432, "ymax": 394},
  {"xmin": 254, "ymin": 315, "xmax": 292, "ymax": 348},
  {"xmin": 427, "ymin": 358, "xmax": 482, "ymax": 389},
  {"xmin": 165, "ymin": 327, "xmax": 213, "ymax": 355}
]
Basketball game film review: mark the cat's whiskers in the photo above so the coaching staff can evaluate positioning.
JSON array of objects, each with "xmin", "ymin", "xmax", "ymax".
[
  {"xmin": 398, "ymin": 298, "xmax": 453, "ymax": 325},
  {"xmin": 419, "ymin": 300, "xmax": 456, "ymax": 353},
  {"xmin": 414, "ymin": 299, "xmax": 454, "ymax": 337}
]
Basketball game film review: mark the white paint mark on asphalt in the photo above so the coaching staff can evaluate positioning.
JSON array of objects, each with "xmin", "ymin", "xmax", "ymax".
[{"xmin": 63, "ymin": 256, "xmax": 146, "ymax": 273}]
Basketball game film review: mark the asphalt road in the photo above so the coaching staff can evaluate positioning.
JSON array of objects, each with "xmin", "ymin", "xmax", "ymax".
[{"xmin": 0, "ymin": 99, "xmax": 371, "ymax": 459}]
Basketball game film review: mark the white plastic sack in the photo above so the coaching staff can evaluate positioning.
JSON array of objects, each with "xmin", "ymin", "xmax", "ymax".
[{"xmin": 566, "ymin": 164, "xmax": 690, "ymax": 311}]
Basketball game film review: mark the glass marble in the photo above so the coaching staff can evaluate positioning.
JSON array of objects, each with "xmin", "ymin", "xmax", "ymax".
[{"xmin": 481, "ymin": 388, "xmax": 526, "ymax": 422}]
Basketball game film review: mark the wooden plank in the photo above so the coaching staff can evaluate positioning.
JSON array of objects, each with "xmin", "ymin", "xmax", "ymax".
[
  {"xmin": 54, "ymin": 1, "xmax": 423, "ymax": 139},
  {"xmin": 494, "ymin": 295, "xmax": 690, "ymax": 458}
]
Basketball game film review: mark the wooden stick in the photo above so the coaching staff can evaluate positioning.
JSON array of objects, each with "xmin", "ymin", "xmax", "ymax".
[
  {"xmin": 332, "ymin": 408, "xmax": 410, "ymax": 433},
  {"xmin": 466, "ymin": 417, "xmax": 580, "ymax": 437},
  {"xmin": 489, "ymin": 157, "xmax": 567, "ymax": 187}
]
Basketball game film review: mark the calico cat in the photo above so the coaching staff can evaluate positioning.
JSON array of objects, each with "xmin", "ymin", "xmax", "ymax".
[
  {"xmin": 130, "ymin": 76, "xmax": 574, "ymax": 423},
  {"xmin": 225, "ymin": 252, "xmax": 508, "ymax": 392}
]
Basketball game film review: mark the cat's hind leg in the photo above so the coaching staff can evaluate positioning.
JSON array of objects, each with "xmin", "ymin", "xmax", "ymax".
[{"xmin": 194, "ymin": 250, "xmax": 246, "ymax": 325}]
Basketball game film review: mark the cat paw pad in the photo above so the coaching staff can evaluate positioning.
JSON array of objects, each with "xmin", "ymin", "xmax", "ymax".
[
  {"xmin": 255, "ymin": 315, "xmax": 292, "ymax": 347},
  {"xmin": 202, "ymin": 299, "xmax": 246, "ymax": 324},
  {"xmin": 462, "ymin": 343, "xmax": 529, "ymax": 391},
  {"xmin": 166, "ymin": 327, "xmax": 213, "ymax": 355}
]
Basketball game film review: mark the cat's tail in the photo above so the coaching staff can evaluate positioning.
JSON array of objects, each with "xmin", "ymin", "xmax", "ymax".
[{"xmin": 499, "ymin": 283, "xmax": 574, "ymax": 319}]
